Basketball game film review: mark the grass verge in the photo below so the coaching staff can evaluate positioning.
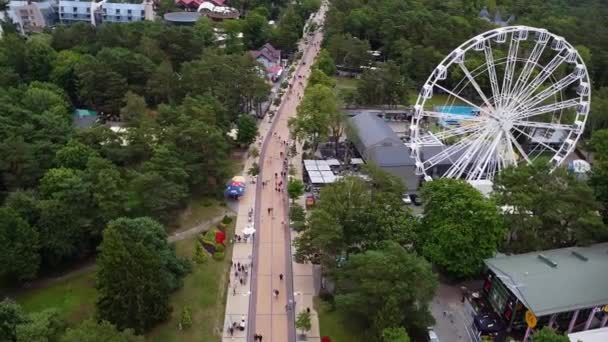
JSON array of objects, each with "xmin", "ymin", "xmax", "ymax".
[
  {"xmin": 314, "ymin": 297, "xmax": 363, "ymax": 342},
  {"xmin": 17, "ymin": 269, "xmax": 96, "ymax": 324},
  {"xmin": 146, "ymin": 219, "xmax": 235, "ymax": 342},
  {"xmin": 334, "ymin": 76, "xmax": 359, "ymax": 99}
]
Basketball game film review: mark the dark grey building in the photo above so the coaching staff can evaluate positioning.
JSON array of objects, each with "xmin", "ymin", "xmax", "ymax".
[{"xmin": 349, "ymin": 113, "xmax": 420, "ymax": 192}]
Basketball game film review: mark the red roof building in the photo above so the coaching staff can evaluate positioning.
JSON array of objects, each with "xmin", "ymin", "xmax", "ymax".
[{"xmin": 175, "ymin": 0, "xmax": 225, "ymax": 10}]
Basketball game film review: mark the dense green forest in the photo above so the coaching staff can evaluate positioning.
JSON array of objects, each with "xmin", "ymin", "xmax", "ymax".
[{"xmin": 0, "ymin": 0, "xmax": 318, "ymax": 287}]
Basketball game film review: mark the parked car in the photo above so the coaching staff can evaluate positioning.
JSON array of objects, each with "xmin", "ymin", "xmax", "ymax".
[
  {"xmin": 402, "ymin": 194, "xmax": 412, "ymax": 205},
  {"xmin": 428, "ymin": 328, "xmax": 439, "ymax": 342}
]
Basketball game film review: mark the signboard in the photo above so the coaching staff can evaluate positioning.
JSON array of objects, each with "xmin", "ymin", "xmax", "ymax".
[{"xmin": 525, "ymin": 310, "xmax": 537, "ymax": 328}]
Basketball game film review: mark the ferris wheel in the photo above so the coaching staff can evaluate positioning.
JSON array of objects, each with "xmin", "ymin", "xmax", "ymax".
[{"xmin": 410, "ymin": 26, "xmax": 591, "ymax": 182}]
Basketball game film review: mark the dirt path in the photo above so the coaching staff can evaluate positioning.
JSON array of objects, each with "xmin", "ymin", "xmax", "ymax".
[{"xmin": 168, "ymin": 209, "xmax": 233, "ymax": 243}]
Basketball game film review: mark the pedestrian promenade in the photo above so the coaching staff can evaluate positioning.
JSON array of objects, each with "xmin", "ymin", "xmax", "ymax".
[{"xmin": 223, "ymin": 3, "xmax": 328, "ymax": 341}]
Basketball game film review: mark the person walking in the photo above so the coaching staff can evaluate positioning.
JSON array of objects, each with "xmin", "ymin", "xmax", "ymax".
[{"xmin": 279, "ymin": 273, "xmax": 284, "ymax": 281}]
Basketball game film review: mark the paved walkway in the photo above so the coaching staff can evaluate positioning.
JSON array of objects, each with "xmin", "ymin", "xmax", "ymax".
[{"xmin": 221, "ymin": 3, "xmax": 328, "ymax": 341}]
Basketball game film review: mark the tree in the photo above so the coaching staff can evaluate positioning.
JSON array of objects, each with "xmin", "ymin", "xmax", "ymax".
[
  {"xmin": 287, "ymin": 178, "xmax": 305, "ymax": 203},
  {"xmin": 0, "ymin": 299, "xmax": 28, "ymax": 342},
  {"xmin": 193, "ymin": 17, "xmax": 215, "ymax": 48},
  {"xmin": 15, "ymin": 309, "xmax": 65, "ymax": 342},
  {"xmin": 419, "ymin": 179, "xmax": 505, "ymax": 278},
  {"xmin": 50, "ymin": 50, "xmax": 83, "ymax": 102},
  {"xmin": 60, "ymin": 319, "xmax": 143, "ymax": 342},
  {"xmin": 24, "ymin": 35, "xmax": 57, "ymax": 82},
  {"xmin": 248, "ymin": 162, "xmax": 260, "ymax": 177},
  {"xmin": 357, "ymin": 61, "xmax": 409, "ymax": 107},
  {"xmin": 308, "ymin": 68, "xmax": 336, "ymax": 88},
  {"xmin": 327, "ymin": 34, "xmax": 371, "ymax": 70},
  {"xmin": 0, "ymin": 207, "xmax": 40, "ymax": 283},
  {"xmin": 295, "ymin": 311, "xmax": 311, "ymax": 335},
  {"xmin": 120, "ymin": 91, "xmax": 148, "ymax": 126},
  {"xmin": 37, "ymin": 168, "xmax": 93, "ymax": 266},
  {"xmin": 289, "ymin": 203, "xmax": 306, "ymax": 222},
  {"xmin": 382, "ymin": 327, "xmax": 411, "ymax": 342},
  {"xmin": 589, "ymin": 129, "xmax": 608, "ymax": 220},
  {"xmin": 273, "ymin": 6, "xmax": 305, "ymax": 53},
  {"xmin": 289, "ymin": 84, "xmax": 337, "ymax": 154},
  {"xmin": 334, "ymin": 241, "xmax": 437, "ymax": 338},
  {"xmin": 532, "ymin": 327, "xmax": 569, "ymax": 342},
  {"xmin": 294, "ymin": 176, "xmax": 415, "ymax": 269},
  {"xmin": 55, "ymin": 139, "xmax": 99, "ymax": 170},
  {"xmin": 76, "ymin": 58, "xmax": 128, "ymax": 115},
  {"xmin": 146, "ymin": 61, "xmax": 178, "ymax": 106},
  {"xmin": 314, "ymin": 49, "xmax": 336, "ymax": 76},
  {"xmin": 236, "ymin": 114, "xmax": 258, "ymax": 146},
  {"xmin": 494, "ymin": 161, "xmax": 608, "ymax": 253},
  {"xmin": 242, "ymin": 11, "xmax": 272, "ymax": 49},
  {"xmin": 96, "ymin": 217, "xmax": 190, "ymax": 333}
]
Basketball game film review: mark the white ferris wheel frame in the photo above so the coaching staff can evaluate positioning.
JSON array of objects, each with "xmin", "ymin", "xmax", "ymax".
[{"xmin": 410, "ymin": 25, "xmax": 591, "ymax": 182}]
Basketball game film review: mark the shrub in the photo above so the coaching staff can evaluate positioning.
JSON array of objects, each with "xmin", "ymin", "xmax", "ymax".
[
  {"xmin": 212, "ymin": 251, "xmax": 225, "ymax": 261},
  {"xmin": 222, "ymin": 215, "xmax": 233, "ymax": 224},
  {"xmin": 215, "ymin": 244, "xmax": 225, "ymax": 253},
  {"xmin": 250, "ymin": 146, "xmax": 260, "ymax": 158},
  {"xmin": 273, "ymin": 97, "xmax": 281, "ymax": 106},
  {"xmin": 290, "ymin": 203, "xmax": 306, "ymax": 222},
  {"xmin": 291, "ymin": 220, "xmax": 306, "ymax": 232},
  {"xmin": 194, "ymin": 244, "xmax": 208, "ymax": 264},
  {"xmin": 180, "ymin": 306, "xmax": 192, "ymax": 329}
]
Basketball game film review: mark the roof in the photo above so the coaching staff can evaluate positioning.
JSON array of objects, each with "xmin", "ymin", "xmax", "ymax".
[
  {"xmin": 163, "ymin": 11, "xmax": 201, "ymax": 23},
  {"xmin": 485, "ymin": 243, "xmax": 608, "ymax": 317},
  {"xmin": 250, "ymin": 43, "xmax": 281, "ymax": 63},
  {"xmin": 72, "ymin": 109, "xmax": 98, "ymax": 129},
  {"xmin": 367, "ymin": 144, "xmax": 415, "ymax": 167},
  {"xmin": 350, "ymin": 113, "xmax": 415, "ymax": 167},
  {"xmin": 350, "ymin": 113, "xmax": 402, "ymax": 150},
  {"xmin": 569, "ymin": 327, "xmax": 608, "ymax": 342}
]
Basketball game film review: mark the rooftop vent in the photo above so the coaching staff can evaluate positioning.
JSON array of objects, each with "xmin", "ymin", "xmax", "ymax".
[{"xmin": 537, "ymin": 254, "xmax": 558, "ymax": 268}]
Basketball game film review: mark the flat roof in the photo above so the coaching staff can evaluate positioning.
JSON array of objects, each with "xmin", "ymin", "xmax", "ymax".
[
  {"xmin": 485, "ymin": 242, "xmax": 608, "ymax": 317},
  {"xmin": 163, "ymin": 11, "xmax": 201, "ymax": 23},
  {"xmin": 569, "ymin": 327, "xmax": 608, "ymax": 342}
]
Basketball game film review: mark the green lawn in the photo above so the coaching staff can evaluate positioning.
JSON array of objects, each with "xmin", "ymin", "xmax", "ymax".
[
  {"xmin": 315, "ymin": 297, "xmax": 364, "ymax": 342},
  {"xmin": 147, "ymin": 219, "xmax": 235, "ymax": 342},
  {"xmin": 17, "ymin": 269, "xmax": 97, "ymax": 324},
  {"xmin": 334, "ymin": 76, "xmax": 359, "ymax": 99},
  {"xmin": 15, "ymin": 196, "xmax": 230, "ymax": 337},
  {"xmin": 408, "ymin": 93, "xmax": 467, "ymax": 108}
]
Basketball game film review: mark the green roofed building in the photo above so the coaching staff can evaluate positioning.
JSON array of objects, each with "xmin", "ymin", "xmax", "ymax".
[
  {"xmin": 72, "ymin": 109, "xmax": 99, "ymax": 129},
  {"xmin": 479, "ymin": 243, "xmax": 608, "ymax": 341}
]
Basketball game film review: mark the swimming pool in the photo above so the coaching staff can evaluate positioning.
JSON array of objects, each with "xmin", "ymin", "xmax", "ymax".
[{"xmin": 435, "ymin": 106, "xmax": 477, "ymax": 126}]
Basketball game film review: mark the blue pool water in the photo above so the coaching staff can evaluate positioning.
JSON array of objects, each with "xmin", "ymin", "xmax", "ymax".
[{"xmin": 435, "ymin": 106, "xmax": 477, "ymax": 126}]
